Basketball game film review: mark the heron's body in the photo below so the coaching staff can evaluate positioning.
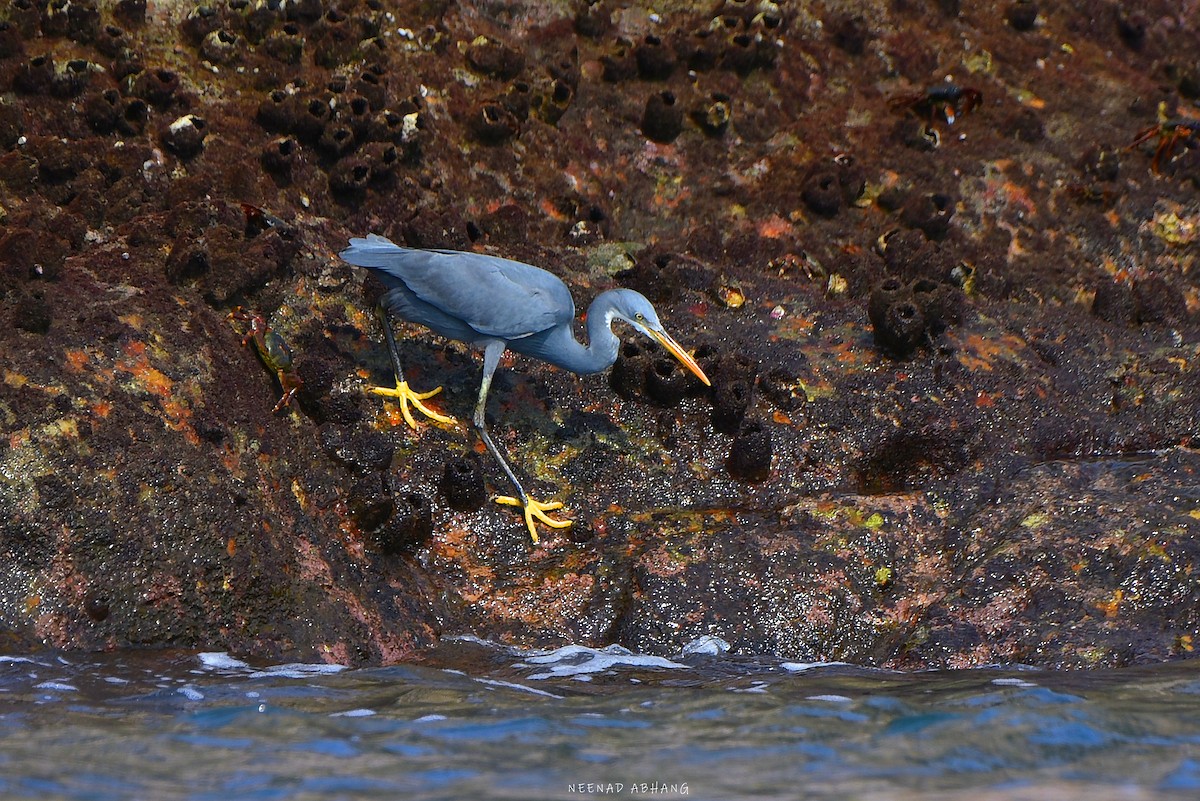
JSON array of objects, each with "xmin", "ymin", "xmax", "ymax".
[{"xmin": 341, "ymin": 234, "xmax": 708, "ymax": 542}]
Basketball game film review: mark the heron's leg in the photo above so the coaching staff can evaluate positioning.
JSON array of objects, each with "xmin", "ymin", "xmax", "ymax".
[
  {"xmin": 368, "ymin": 306, "xmax": 456, "ymax": 428},
  {"xmin": 474, "ymin": 342, "xmax": 572, "ymax": 543}
]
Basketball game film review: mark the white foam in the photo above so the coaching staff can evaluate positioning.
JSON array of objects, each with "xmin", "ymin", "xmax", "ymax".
[
  {"xmin": 992, "ymin": 677, "xmax": 1038, "ymax": 688},
  {"xmin": 199, "ymin": 652, "xmax": 250, "ymax": 670},
  {"xmin": 198, "ymin": 652, "xmax": 345, "ymax": 679},
  {"xmin": 178, "ymin": 685, "xmax": 205, "ymax": 701},
  {"xmin": 475, "ymin": 677, "xmax": 564, "ymax": 699},
  {"xmin": 681, "ymin": 635, "xmax": 731, "ymax": 656},
  {"xmin": 518, "ymin": 644, "xmax": 685, "ymax": 680},
  {"xmin": 247, "ymin": 663, "xmax": 347, "ymax": 679},
  {"xmin": 331, "ymin": 708, "xmax": 376, "ymax": 717},
  {"xmin": 781, "ymin": 661, "xmax": 852, "ymax": 672},
  {"xmin": 0, "ymin": 656, "xmax": 41, "ymax": 665}
]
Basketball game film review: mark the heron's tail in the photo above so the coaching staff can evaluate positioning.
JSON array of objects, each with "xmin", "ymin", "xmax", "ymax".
[{"xmin": 339, "ymin": 233, "xmax": 405, "ymax": 267}]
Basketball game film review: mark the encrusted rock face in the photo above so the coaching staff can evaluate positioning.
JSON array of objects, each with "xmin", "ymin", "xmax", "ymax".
[{"xmin": 1, "ymin": 0, "xmax": 1199, "ymax": 669}]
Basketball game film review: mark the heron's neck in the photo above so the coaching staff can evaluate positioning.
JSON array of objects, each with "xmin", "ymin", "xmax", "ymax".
[{"xmin": 534, "ymin": 295, "xmax": 622, "ymax": 375}]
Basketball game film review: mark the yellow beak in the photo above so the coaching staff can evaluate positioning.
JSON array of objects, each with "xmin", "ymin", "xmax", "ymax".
[{"xmin": 647, "ymin": 328, "xmax": 711, "ymax": 386}]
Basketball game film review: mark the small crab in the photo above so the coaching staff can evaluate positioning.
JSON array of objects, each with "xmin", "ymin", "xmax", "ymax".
[
  {"xmin": 889, "ymin": 83, "xmax": 982, "ymax": 125},
  {"xmin": 227, "ymin": 307, "xmax": 303, "ymax": 413},
  {"xmin": 1125, "ymin": 118, "xmax": 1200, "ymax": 174}
]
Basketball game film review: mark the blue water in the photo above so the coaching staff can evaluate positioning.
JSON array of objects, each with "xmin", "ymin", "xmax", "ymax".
[{"xmin": 1, "ymin": 638, "xmax": 1198, "ymax": 800}]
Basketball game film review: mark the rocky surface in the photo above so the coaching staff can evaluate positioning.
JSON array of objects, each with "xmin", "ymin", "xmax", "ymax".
[{"xmin": 1, "ymin": 0, "xmax": 1198, "ymax": 668}]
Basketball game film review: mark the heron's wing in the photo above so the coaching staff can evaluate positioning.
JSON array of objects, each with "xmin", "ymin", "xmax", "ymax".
[{"xmin": 341, "ymin": 235, "xmax": 574, "ymax": 339}]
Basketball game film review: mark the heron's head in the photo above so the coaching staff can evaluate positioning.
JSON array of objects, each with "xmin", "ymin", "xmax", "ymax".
[
  {"xmin": 608, "ymin": 289, "xmax": 710, "ymax": 387},
  {"xmin": 606, "ymin": 289, "xmax": 664, "ymax": 337}
]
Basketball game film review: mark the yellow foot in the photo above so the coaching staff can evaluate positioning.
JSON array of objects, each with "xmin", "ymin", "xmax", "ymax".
[
  {"xmin": 494, "ymin": 495, "xmax": 573, "ymax": 544},
  {"xmin": 368, "ymin": 380, "xmax": 456, "ymax": 429}
]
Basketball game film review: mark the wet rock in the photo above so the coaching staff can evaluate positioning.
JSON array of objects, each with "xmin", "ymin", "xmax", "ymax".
[
  {"xmin": 635, "ymin": 34, "xmax": 676, "ymax": 80},
  {"xmin": 261, "ymin": 136, "xmax": 299, "ymax": 175},
  {"xmin": 83, "ymin": 594, "xmax": 110, "ymax": 623},
  {"xmin": 95, "ymin": 24, "xmax": 130, "ymax": 59},
  {"xmin": 117, "ymin": 97, "xmax": 149, "ymax": 135},
  {"xmin": 710, "ymin": 350, "xmax": 759, "ymax": 388},
  {"xmin": 13, "ymin": 54, "xmax": 54, "ymax": 95},
  {"xmin": 311, "ymin": 8, "xmax": 363, "ymax": 68},
  {"xmin": 856, "ymin": 420, "xmax": 973, "ymax": 494},
  {"xmin": 363, "ymin": 141, "xmax": 400, "ymax": 180},
  {"xmin": 644, "ymin": 357, "xmax": 689, "ymax": 407},
  {"xmin": 441, "ymin": 453, "xmax": 486, "ymax": 511},
  {"xmin": 328, "ymin": 157, "xmax": 372, "ymax": 194},
  {"xmin": 677, "ymin": 26, "xmax": 719, "ymax": 72},
  {"xmin": 615, "ymin": 251, "xmax": 680, "ymax": 305},
  {"xmin": 712, "ymin": 377, "xmax": 753, "ymax": 433},
  {"xmin": 318, "ymin": 120, "xmax": 356, "ymax": 157},
  {"xmin": 726, "ymin": 418, "xmax": 772, "ymax": 481},
  {"xmin": 375, "ymin": 491, "xmax": 433, "ymax": 554},
  {"xmin": 801, "ymin": 169, "xmax": 844, "ymax": 217},
  {"xmin": 641, "ymin": 90, "xmax": 683, "ymax": 144},
  {"xmin": 50, "ymin": 0, "xmax": 101, "ymax": 43},
  {"xmin": 129, "ymin": 67, "xmax": 181, "ymax": 107},
  {"xmin": 0, "ymin": 102, "xmax": 19, "ymax": 149},
  {"xmin": 0, "ymin": 226, "xmax": 66, "ymax": 281},
  {"xmin": 829, "ymin": 14, "xmax": 870, "ymax": 55},
  {"xmin": 500, "ymin": 80, "xmax": 533, "ymax": 122},
  {"xmin": 30, "ymin": 136, "xmax": 87, "ymax": 182},
  {"xmin": 256, "ymin": 89, "xmax": 292, "ymax": 132},
  {"xmin": 84, "ymin": 88, "xmax": 121, "ymax": 134},
  {"xmin": 340, "ymin": 94, "xmax": 373, "ymax": 138},
  {"xmin": 1115, "ymin": 10, "xmax": 1146, "ymax": 51},
  {"xmin": 759, "ymin": 367, "xmax": 807, "ymax": 413},
  {"xmin": 6, "ymin": 0, "xmax": 39, "ymax": 38},
  {"xmin": 161, "ymin": 114, "xmax": 208, "ymax": 159},
  {"xmin": 900, "ymin": 193, "xmax": 956, "ymax": 240},
  {"xmin": 478, "ymin": 203, "xmax": 530, "ymax": 244},
  {"xmin": 869, "ymin": 278, "xmax": 927, "ymax": 357},
  {"xmin": 320, "ymin": 425, "xmax": 394, "ymax": 473},
  {"xmin": 466, "ymin": 36, "xmax": 524, "ymax": 80},
  {"xmin": 110, "ymin": 46, "xmax": 145, "ymax": 82},
  {"xmin": 600, "ymin": 45, "xmax": 637, "ymax": 83},
  {"xmin": 683, "ymin": 342, "xmax": 722, "ymax": 397},
  {"xmin": 180, "ymin": 4, "xmax": 220, "ymax": 45},
  {"xmin": 1006, "ymin": 1, "xmax": 1038, "ymax": 31},
  {"xmin": 401, "ymin": 212, "xmax": 473, "ymax": 250},
  {"xmin": 1004, "ymin": 107, "xmax": 1044, "ymax": 143},
  {"xmin": 11, "ymin": 285, "xmax": 51, "ymax": 334},
  {"xmin": 534, "ymin": 79, "xmax": 574, "ymax": 125},
  {"xmin": 164, "ymin": 237, "xmax": 210, "ymax": 284},
  {"xmin": 199, "ymin": 28, "xmax": 245, "ymax": 65},
  {"xmin": 113, "ymin": 0, "xmax": 146, "ymax": 27},
  {"xmin": 352, "ymin": 67, "xmax": 388, "ymax": 110},
  {"xmin": 834, "ymin": 155, "xmax": 867, "ymax": 205},
  {"xmin": 1133, "ymin": 275, "xmax": 1187, "ymax": 326},
  {"xmin": 264, "ymin": 23, "xmax": 304, "ymax": 64},
  {"xmin": 909, "ymin": 278, "xmax": 963, "ymax": 335},
  {"xmin": 719, "ymin": 32, "xmax": 758, "ymax": 74},
  {"xmin": 574, "ymin": 1, "xmax": 611, "ymax": 38},
  {"xmin": 690, "ymin": 92, "xmax": 732, "ymax": 136},
  {"xmin": 347, "ymin": 474, "xmax": 394, "ymax": 532},
  {"xmin": 468, "ymin": 102, "xmax": 519, "ymax": 144},
  {"xmin": 1092, "ymin": 280, "xmax": 1137, "ymax": 326},
  {"xmin": 1078, "ymin": 146, "xmax": 1120, "ymax": 182},
  {"xmin": 0, "ymin": 20, "xmax": 24, "ymax": 60},
  {"xmin": 610, "ymin": 339, "xmax": 650, "ymax": 400}
]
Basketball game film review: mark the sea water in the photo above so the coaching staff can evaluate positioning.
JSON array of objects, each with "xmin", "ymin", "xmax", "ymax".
[{"xmin": 1, "ymin": 637, "xmax": 1198, "ymax": 800}]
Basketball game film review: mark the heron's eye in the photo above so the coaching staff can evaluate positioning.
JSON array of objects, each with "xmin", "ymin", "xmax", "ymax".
[{"xmin": 635, "ymin": 313, "xmax": 645, "ymax": 321}]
